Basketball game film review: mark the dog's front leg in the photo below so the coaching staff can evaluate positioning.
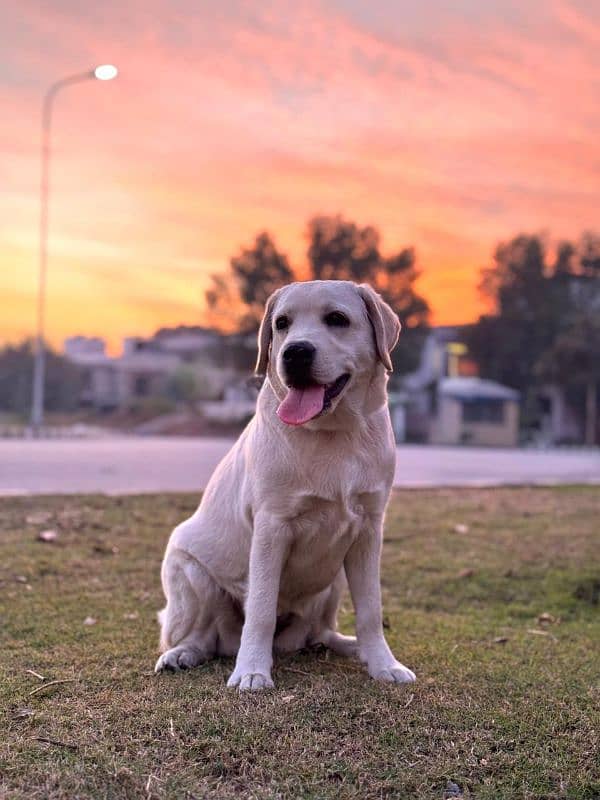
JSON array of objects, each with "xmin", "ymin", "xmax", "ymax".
[
  {"xmin": 344, "ymin": 514, "xmax": 416, "ymax": 684},
  {"xmin": 227, "ymin": 511, "xmax": 290, "ymax": 692}
]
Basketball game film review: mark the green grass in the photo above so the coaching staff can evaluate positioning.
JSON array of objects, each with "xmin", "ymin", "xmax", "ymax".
[{"xmin": 1, "ymin": 487, "xmax": 599, "ymax": 799}]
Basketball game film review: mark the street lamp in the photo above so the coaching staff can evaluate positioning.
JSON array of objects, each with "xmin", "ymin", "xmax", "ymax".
[{"xmin": 30, "ymin": 65, "xmax": 118, "ymax": 435}]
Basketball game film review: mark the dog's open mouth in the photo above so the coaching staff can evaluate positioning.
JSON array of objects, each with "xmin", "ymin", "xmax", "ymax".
[{"xmin": 277, "ymin": 374, "xmax": 351, "ymax": 426}]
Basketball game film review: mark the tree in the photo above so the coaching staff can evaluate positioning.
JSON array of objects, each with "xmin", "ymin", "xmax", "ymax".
[
  {"xmin": 167, "ymin": 366, "xmax": 200, "ymax": 407},
  {"xmin": 206, "ymin": 232, "xmax": 294, "ymax": 333},
  {"xmin": 553, "ymin": 240, "xmax": 576, "ymax": 276},
  {"xmin": 205, "ymin": 217, "xmax": 430, "ymax": 375},
  {"xmin": 466, "ymin": 235, "xmax": 560, "ymax": 413},
  {"xmin": 306, "ymin": 215, "xmax": 430, "ymax": 373},
  {"xmin": 0, "ymin": 340, "xmax": 84, "ymax": 417},
  {"xmin": 307, "ymin": 216, "xmax": 381, "ymax": 283},
  {"xmin": 466, "ymin": 232, "xmax": 600, "ymax": 439},
  {"xmin": 306, "ymin": 215, "xmax": 428, "ymax": 323},
  {"xmin": 579, "ymin": 231, "xmax": 600, "ymax": 277},
  {"xmin": 536, "ymin": 281, "xmax": 600, "ymax": 445}
]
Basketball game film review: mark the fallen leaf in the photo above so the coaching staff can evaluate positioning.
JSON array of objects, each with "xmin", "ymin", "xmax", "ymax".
[
  {"xmin": 281, "ymin": 694, "xmax": 296, "ymax": 703},
  {"xmin": 83, "ymin": 616, "xmax": 97, "ymax": 626},
  {"xmin": 458, "ymin": 568, "xmax": 474, "ymax": 579},
  {"xmin": 453, "ymin": 524, "xmax": 469, "ymax": 534},
  {"xmin": 15, "ymin": 575, "xmax": 28, "ymax": 584},
  {"xmin": 123, "ymin": 612, "xmax": 139, "ymax": 620},
  {"xmin": 37, "ymin": 530, "xmax": 58, "ymax": 543}
]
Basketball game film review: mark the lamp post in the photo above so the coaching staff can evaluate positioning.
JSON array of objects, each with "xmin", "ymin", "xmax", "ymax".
[{"xmin": 30, "ymin": 64, "xmax": 118, "ymax": 435}]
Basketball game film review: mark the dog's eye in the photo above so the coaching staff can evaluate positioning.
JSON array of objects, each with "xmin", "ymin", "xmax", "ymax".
[
  {"xmin": 324, "ymin": 311, "xmax": 350, "ymax": 328},
  {"xmin": 275, "ymin": 315, "xmax": 289, "ymax": 331}
]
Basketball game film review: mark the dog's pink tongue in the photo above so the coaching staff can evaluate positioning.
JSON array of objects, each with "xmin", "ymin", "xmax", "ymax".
[{"xmin": 277, "ymin": 385, "xmax": 325, "ymax": 426}]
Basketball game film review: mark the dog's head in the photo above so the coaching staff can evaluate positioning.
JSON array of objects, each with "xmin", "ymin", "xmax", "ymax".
[{"xmin": 255, "ymin": 280, "xmax": 400, "ymax": 428}]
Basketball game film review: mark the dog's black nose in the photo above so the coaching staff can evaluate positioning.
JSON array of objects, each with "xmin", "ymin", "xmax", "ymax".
[
  {"xmin": 282, "ymin": 341, "xmax": 316, "ymax": 385},
  {"xmin": 283, "ymin": 341, "xmax": 316, "ymax": 367}
]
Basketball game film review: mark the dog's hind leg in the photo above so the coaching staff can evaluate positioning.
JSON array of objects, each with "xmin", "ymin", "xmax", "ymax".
[
  {"xmin": 155, "ymin": 547, "xmax": 221, "ymax": 673},
  {"xmin": 274, "ymin": 613, "xmax": 312, "ymax": 654},
  {"xmin": 310, "ymin": 571, "xmax": 358, "ymax": 659}
]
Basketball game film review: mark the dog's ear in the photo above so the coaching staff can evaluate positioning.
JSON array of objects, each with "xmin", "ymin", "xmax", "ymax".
[
  {"xmin": 357, "ymin": 284, "xmax": 401, "ymax": 372},
  {"xmin": 255, "ymin": 287, "xmax": 285, "ymax": 375}
]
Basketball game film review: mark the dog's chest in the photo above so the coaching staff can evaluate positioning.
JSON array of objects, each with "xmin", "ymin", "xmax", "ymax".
[{"xmin": 280, "ymin": 493, "xmax": 369, "ymax": 599}]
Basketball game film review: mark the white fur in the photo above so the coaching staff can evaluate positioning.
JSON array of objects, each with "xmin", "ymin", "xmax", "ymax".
[{"xmin": 155, "ymin": 280, "xmax": 416, "ymax": 690}]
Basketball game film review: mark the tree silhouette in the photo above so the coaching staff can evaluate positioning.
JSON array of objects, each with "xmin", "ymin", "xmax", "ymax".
[
  {"xmin": 206, "ymin": 216, "xmax": 430, "ymax": 374},
  {"xmin": 206, "ymin": 232, "xmax": 294, "ymax": 333},
  {"xmin": 0, "ymin": 341, "xmax": 84, "ymax": 415},
  {"xmin": 307, "ymin": 216, "xmax": 381, "ymax": 283},
  {"xmin": 306, "ymin": 215, "xmax": 430, "ymax": 373},
  {"xmin": 579, "ymin": 231, "xmax": 600, "ymax": 277},
  {"xmin": 467, "ymin": 232, "xmax": 600, "ymax": 439},
  {"xmin": 537, "ymin": 311, "xmax": 600, "ymax": 445},
  {"xmin": 306, "ymin": 215, "xmax": 429, "ymax": 326}
]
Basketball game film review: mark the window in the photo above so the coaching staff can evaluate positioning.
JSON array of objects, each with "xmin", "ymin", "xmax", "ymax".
[
  {"xmin": 462, "ymin": 398, "xmax": 505, "ymax": 424},
  {"xmin": 134, "ymin": 375, "xmax": 150, "ymax": 397}
]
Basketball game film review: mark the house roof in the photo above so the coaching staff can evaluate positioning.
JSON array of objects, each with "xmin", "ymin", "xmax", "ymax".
[
  {"xmin": 440, "ymin": 377, "xmax": 519, "ymax": 401},
  {"xmin": 65, "ymin": 353, "xmax": 113, "ymax": 367}
]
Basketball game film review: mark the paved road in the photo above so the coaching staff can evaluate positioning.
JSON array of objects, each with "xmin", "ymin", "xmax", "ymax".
[{"xmin": 0, "ymin": 437, "xmax": 598, "ymax": 495}]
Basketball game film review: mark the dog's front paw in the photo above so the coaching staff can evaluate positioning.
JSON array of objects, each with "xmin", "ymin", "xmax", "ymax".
[
  {"xmin": 227, "ymin": 669, "xmax": 274, "ymax": 692},
  {"xmin": 370, "ymin": 660, "xmax": 416, "ymax": 684}
]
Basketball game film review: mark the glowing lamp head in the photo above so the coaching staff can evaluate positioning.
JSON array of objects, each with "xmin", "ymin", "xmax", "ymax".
[{"xmin": 94, "ymin": 64, "xmax": 118, "ymax": 81}]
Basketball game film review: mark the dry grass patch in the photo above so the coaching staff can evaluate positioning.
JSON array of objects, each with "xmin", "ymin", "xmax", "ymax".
[{"xmin": 1, "ymin": 487, "xmax": 599, "ymax": 799}]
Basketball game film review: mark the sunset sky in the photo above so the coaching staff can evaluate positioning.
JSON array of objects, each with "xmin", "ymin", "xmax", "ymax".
[{"xmin": 1, "ymin": 0, "xmax": 599, "ymax": 353}]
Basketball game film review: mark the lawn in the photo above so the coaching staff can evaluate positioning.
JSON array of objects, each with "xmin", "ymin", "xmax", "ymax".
[{"xmin": 1, "ymin": 487, "xmax": 599, "ymax": 800}]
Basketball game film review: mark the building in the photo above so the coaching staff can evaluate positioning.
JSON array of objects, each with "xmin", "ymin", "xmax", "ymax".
[
  {"xmin": 64, "ymin": 333, "xmax": 204, "ymax": 410},
  {"xmin": 401, "ymin": 327, "xmax": 520, "ymax": 446},
  {"xmin": 64, "ymin": 336, "xmax": 107, "ymax": 359},
  {"xmin": 430, "ymin": 377, "xmax": 520, "ymax": 446},
  {"xmin": 150, "ymin": 326, "xmax": 221, "ymax": 361}
]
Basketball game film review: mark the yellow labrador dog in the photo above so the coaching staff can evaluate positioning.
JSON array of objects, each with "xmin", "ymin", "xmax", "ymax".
[{"xmin": 155, "ymin": 280, "xmax": 416, "ymax": 690}]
